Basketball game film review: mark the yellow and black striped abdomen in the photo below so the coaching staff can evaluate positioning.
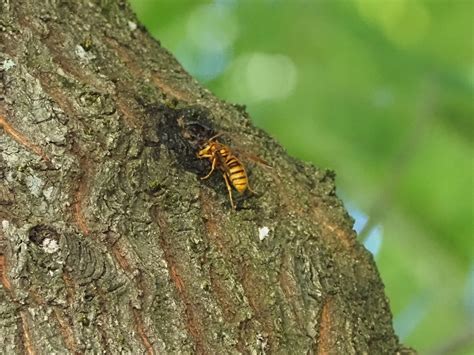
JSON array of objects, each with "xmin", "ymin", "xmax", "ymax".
[{"xmin": 226, "ymin": 156, "xmax": 248, "ymax": 193}]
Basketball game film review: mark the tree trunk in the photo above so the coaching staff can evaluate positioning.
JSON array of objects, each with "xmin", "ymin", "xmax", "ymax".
[{"xmin": 0, "ymin": 1, "xmax": 412, "ymax": 354}]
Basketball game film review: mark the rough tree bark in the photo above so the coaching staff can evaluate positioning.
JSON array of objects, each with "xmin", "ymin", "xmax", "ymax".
[{"xmin": 0, "ymin": 1, "xmax": 412, "ymax": 354}]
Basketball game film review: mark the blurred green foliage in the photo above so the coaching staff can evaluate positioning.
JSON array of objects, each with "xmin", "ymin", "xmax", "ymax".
[{"xmin": 129, "ymin": 0, "xmax": 473, "ymax": 353}]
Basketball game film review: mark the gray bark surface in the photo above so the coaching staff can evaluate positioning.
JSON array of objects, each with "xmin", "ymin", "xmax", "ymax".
[{"xmin": 0, "ymin": 1, "xmax": 412, "ymax": 354}]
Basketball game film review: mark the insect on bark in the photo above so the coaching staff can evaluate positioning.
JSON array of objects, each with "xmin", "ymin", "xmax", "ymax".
[{"xmin": 197, "ymin": 134, "xmax": 255, "ymax": 209}]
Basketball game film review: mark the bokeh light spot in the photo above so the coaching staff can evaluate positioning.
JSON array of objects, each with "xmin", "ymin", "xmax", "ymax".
[
  {"xmin": 230, "ymin": 53, "xmax": 298, "ymax": 103},
  {"xmin": 186, "ymin": 4, "xmax": 239, "ymax": 52}
]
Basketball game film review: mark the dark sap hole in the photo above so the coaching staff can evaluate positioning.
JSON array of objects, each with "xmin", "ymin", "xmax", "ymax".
[
  {"xmin": 28, "ymin": 224, "xmax": 59, "ymax": 245},
  {"xmin": 144, "ymin": 104, "xmax": 217, "ymax": 174},
  {"xmin": 84, "ymin": 292, "xmax": 95, "ymax": 302}
]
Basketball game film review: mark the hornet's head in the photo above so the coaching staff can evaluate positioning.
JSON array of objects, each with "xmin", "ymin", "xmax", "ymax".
[{"xmin": 197, "ymin": 141, "xmax": 219, "ymax": 159}]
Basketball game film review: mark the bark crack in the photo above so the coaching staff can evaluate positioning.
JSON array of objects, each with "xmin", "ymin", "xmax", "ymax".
[
  {"xmin": 53, "ymin": 308, "xmax": 79, "ymax": 355},
  {"xmin": 110, "ymin": 240, "xmax": 158, "ymax": 353},
  {"xmin": 19, "ymin": 311, "xmax": 36, "ymax": 355},
  {"xmin": 0, "ymin": 115, "xmax": 50, "ymax": 162},
  {"xmin": 0, "ymin": 254, "xmax": 11, "ymax": 291},
  {"xmin": 71, "ymin": 150, "xmax": 93, "ymax": 236},
  {"xmin": 132, "ymin": 306, "xmax": 156, "ymax": 355},
  {"xmin": 316, "ymin": 298, "xmax": 333, "ymax": 355},
  {"xmin": 153, "ymin": 206, "xmax": 207, "ymax": 355}
]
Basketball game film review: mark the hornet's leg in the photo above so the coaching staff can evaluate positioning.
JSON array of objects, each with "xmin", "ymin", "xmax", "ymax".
[
  {"xmin": 245, "ymin": 172, "xmax": 256, "ymax": 194},
  {"xmin": 223, "ymin": 173, "xmax": 236, "ymax": 209},
  {"xmin": 247, "ymin": 182, "xmax": 256, "ymax": 194},
  {"xmin": 201, "ymin": 157, "xmax": 217, "ymax": 180}
]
